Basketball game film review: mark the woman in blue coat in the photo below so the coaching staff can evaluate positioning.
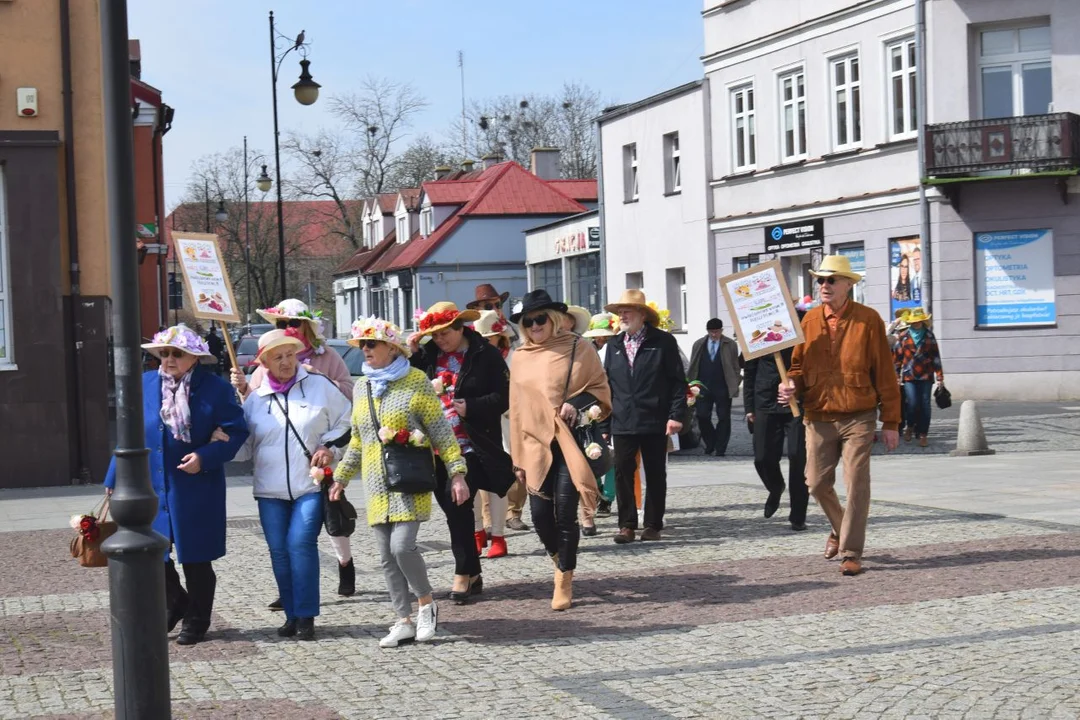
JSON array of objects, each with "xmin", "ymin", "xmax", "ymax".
[{"xmin": 105, "ymin": 325, "xmax": 248, "ymax": 646}]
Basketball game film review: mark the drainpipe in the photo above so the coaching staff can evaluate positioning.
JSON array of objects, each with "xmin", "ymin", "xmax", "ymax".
[
  {"xmin": 151, "ymin": 107, "xmax": 166, "ymax": 329},
  {"xmin": 595, "ymin": 118, "xmax": 607, "ymax": 307},
  {"xmin": 916, "ymin": 0, "xmax": 933, "ymax": 314},
  {"xmin": 60, "ymin": 0, "xmax": 91, "ymax": 484}
]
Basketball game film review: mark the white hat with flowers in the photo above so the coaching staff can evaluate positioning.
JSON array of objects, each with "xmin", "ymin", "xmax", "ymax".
[
  {"xmin": 347, "ymin": 316, "xmax": 412, "ymax": 357},
  {"xmin": 141, "ymin": 324, "xmax": 213, "ymax": 359},
  {"xmin": 474, "ymin": 309, "xmax": 513, "ymax": 338},
  {"xmin": 257, "ymin": 298, "xmax": 327, "ymax": 353}
]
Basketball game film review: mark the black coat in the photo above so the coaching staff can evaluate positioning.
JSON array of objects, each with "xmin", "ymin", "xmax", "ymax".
[
  {"xmin": 743, "ymin": 346, "xmax": 797, "ymax": 416},
  {"xmin": 411, "ymin": 328, "xmax": 514, "ymax": 496},
  {"xmin": 604, "ymin": 325, "xmax": 688, "ymax": 436}
]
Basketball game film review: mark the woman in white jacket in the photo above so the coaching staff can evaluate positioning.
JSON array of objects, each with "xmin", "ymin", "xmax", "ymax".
[{"xmin": 234, "ymin": 331, "xmax": 352, "ymax": 641}]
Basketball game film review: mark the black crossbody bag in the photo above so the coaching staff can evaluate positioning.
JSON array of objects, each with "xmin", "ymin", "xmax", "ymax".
[
  {"xmin": 365, "ymin": 384, "xmax": 438, "ymax": 494},
  {"xmin": 562, "ymin": 339, "xmax": 613, "ymax": 478},
  {"xmin": 270, "ymin": 394, "xmax": 357, "ymax": 537}
]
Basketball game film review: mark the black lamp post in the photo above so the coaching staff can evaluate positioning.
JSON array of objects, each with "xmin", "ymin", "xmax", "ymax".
[
  {"xmin": 243, "ymin": 134, "xmax": 272, "ymax": 323},
  {"xmin": 203, "ymin": 179, "xmax": 226, "ymax": 233},
  {"xmin": 99, "ymin": 1, "xmax": 171, "ymax": 716},
  {"xmin": 268, "ymin": 10, "xmax": 320, "ymax": 300}
]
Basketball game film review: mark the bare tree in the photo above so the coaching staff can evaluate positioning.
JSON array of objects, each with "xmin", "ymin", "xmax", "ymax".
[
  {"xmin": 283, "ymin": 129, "xmax": 365, "ymax": 250},
  {"xmin": 387, "ymin": 134, "xmax": 454, "ymax": 189}
]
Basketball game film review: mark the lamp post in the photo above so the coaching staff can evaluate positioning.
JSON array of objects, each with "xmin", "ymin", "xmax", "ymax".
[
  {"xmin": 268, "ymin": 10, "xmax": 321, "ymax": 300},
  {"xmin": 243, "ymin": 134, "xmax": 272, "ymax": 323},
  {"xmin": 204, "ymin": 179, "xmax": 227, "ymax": 233},
  {"xmin": 99, "ymin": 0, "xmax": 171, "ymax": 717}
]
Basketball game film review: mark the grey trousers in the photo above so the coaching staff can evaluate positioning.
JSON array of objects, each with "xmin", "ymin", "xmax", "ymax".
[{"xmin": 372, "ymin": 521, "xmax": 432, "ymax": 619}]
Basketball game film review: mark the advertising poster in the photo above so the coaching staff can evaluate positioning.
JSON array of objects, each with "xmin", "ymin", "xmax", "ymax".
[
  {"xmin": 834, "ymin": 244, "xmax": 867, "ymax": 304},
  {"xmin": 174, "ymin": 232, "xmax": 241, "ymax": 324},
  {"xmin": 719, "ymin": 259, "xmax": 805, "ymax": 361},
  {"xmin": 889, "ymin": 236, "xmax": 924, "ymax": 317},
  {"xmin": 975, "ymin": 229, "xmax": 1056, "ymax": 327}
]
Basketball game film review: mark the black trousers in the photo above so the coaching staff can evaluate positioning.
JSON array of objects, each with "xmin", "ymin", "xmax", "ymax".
[
  {"xmin": 752, "ymin": 412, "xmax": 809, "ymax": 525},
  {"xmin": 530, "ymin": 444, "xmax": 580, "ymax": 572},
  {"xmin": 613, "ymin": 433, "xmax": 669, "ymax": 531},
  {"xmin": 435, "ymin": 452, "xmax": 482, "ymax": 577},
  {"xmin": 697, "ymin": 394, "xmax": 733, "ymax": 454},
  {"xmin": 165, "ymin": 559, "xmax": 216, "ymax": 634}
]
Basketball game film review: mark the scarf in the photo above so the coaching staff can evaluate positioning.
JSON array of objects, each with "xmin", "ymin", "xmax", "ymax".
[
  {"xmin": 363, "ymin": 354, "xmax": 411, "ymax": 398},
  {"xmin": 159, "ymin": 367, "xmax": 195, "ymax": 443},
  {"xmin": 285, "ymin": 327, "xmax": 317, "ymax": 363},
  {"xmin": 267, "ymin": 371, "xmax": 299, "ymax": 395},
  {"xmin": 909, "ymin": 327, "xmax": 927, "ymax": 347}
]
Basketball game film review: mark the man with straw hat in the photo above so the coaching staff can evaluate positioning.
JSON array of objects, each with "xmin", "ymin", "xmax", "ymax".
[
  {"xmin": 779, "ymin": 255, "xmax": 901, "ymax": 577},
  {"xmin": 603, "ymin": 289, "xmax": 688, "ymax": 544}
]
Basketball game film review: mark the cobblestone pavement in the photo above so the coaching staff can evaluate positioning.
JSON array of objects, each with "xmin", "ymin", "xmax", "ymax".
[{"xmin": 1, "ymin": 483, "xmax": 1079, "ymax": 719}]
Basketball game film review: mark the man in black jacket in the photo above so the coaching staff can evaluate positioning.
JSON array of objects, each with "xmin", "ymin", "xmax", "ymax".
[
  {"xmin": 742, "ymin": 311, "xmax": 808, "ymax": 531},
  {"xmin": 603, "ymin": 289, "xmax": 688, "ymax": 543},
  {"xmin": 687, "ymin": 318, "xmax": 741, "ymax": 455}
]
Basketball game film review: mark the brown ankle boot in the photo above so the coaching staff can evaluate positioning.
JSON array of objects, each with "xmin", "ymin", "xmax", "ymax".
[{"xmin": 552, "ymin": 568, "xmax": 573, "ymax": 611}]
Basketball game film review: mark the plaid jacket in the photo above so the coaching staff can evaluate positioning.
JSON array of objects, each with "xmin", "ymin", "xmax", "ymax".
[{"xmin": 893, "ymin": 330, "xmax": 944, "ymax": 383}]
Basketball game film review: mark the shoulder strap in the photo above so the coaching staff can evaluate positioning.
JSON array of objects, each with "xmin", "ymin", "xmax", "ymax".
[
  {"xmin": 365, "ymin": 381, "xmax": 380, "ymax": 427},
  {"xmin": 561, "ymin": 338, "xmax": 579, "ymax": 403},
  {"xmin": 270, "ymin": 392, "xmax": 312, "ymax": 461}
]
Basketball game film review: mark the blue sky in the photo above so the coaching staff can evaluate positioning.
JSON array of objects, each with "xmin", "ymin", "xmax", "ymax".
[{"xmin": 127, "ymin": 0, "xmax": 705, "ymax": 208}]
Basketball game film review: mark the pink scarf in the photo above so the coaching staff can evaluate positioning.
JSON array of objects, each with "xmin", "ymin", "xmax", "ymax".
[
  {"xmin": 159, "ymin": 367, "xmax": 194, "ymax": 443},
  {"xmin": 267, "ymin": 372, "xmax": 299, "ymax": 395},
  {"xmin": 286, "ymin": 327, "xmax": 316, "ymax": 364}
]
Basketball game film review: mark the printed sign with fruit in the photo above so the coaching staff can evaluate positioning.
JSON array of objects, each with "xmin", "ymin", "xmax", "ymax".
[
  {"xmin": 174, "ymin": 233, "xmax": 240, "ymax": 324},
  {"xmin": 719, "ymin": 259, "xmax": 804, "ymax": 362}
]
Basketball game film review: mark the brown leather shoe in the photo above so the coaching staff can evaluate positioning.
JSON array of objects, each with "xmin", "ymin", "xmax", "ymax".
[
  {"xmin": 840, "ymin": 557, "xmax": 863, "ymax": 576},
  {"xmin": 919, "ymin": 436, "xmax": 929, "ymax": 448},
  {"xmin": 640, "ymin": 528, "xmax": 662, "ymax": 541},
  {"xmin": 824, "ymin": 533, "xmax": 840, "ymax": 559},
  {"xmin": 614, "ymin": 528, "xmax": 635, "ymax": 544}
]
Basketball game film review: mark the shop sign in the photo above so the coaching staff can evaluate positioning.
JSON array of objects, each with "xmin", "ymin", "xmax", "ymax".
[
  {"xmin": 764, "ymin": 218, "xmax": 824, "ymax": 252},
  {"xmin": 588, "ymin": 226, "xmax": 601, "ymax": 249},
  {"xmin": 975, "ymin": 229, "xmax": 1056, "ymax": 327},
  {"xmin": 555, "ymin": 230, "xmax": 590, "ymax": 255}
]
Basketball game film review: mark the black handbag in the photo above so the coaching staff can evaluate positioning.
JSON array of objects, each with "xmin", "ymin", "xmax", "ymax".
[
  {"xmin": 563, "ymin": 339, "xmax": 613, "ymax": 478},
  {"xmin": 271, "ymin": 395, "xmax": 356, "ymax": 537},
  {"xmin": 366, "ymin": 385, "xmax": 438, "ymax": 495},
  {"xmin": 934, "ymin": 384, "xmax": 952, "ymax": 410}
]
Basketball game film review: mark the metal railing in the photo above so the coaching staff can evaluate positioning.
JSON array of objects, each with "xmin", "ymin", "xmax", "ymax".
[{"xmin": 925, "ymin": 112, "xmax": 1080, "ymax": 176}]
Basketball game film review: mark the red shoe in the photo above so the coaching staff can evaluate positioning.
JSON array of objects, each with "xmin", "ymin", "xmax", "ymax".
[
  {"xmin": 474, "ymin": 529, "xmax": 488, "ymax": 554},
  {"xmin": 486, "ymin": 536, "xmax": 508, "ymax": 559}
]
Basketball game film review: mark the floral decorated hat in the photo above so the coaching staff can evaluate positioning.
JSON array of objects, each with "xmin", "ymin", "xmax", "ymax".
[
  {"xmin": 257, "ymin": 298, "xmax": 324, "ymax": 332},
  {"xmin": 583, "ymin": 312, "xmax": 619, "ymax": 338},
  {"xmin": 474, "ymin": 309, "xmax": 513, "ymax": 338},
  {"xmin": 563, "ymin": 304, "xmax": 592, "ymax": 335},
  {"xmin": 141, "ymin": 324, "xmax": 212, "ymax": 359},
  {"xmin": 415, "ymin": 301, "xmax": 480, "ymax": 336},
  {"xmin": 348, "ymin": 316, "xmax": 412, "ymax": 357}
]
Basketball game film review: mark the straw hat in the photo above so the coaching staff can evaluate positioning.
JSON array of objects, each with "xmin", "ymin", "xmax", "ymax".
[
  {"xmin": 563, "ymin": 305, "xmax": 591, "ymax": 335},
  {"xmin": 415, "ymin": 301, "xmax": 481, "ymax": 336},
  {"xmin": 604, "ymin": 289, "xmax": 660, "ymax": 327},
  {"xmin": 256, "ymin": 329, "xmax": 306, "ymax": 364},
  {"xmin": 141, "ymin": 324, "xmax": 213, "ymax": 359},
  {"xmin": 809, "ymin": 255, "xmax": 863, "ymax": 282},
  {"xmin": 583, "ymin": 312, "xmax": 619, "ymax": 338},
  {"xmin": 347, "ymin": 316, "xmax": 412, "ymax": 357},
  {"xmin": 905, "ymin": 307, "xmax": 932, "ymax": 324},
  {"xmin": 474, "ymin": 309, "xmax": 513, "ymax": 338}
]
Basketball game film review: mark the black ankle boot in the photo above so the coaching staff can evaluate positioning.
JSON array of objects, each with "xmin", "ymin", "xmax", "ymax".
[
  {"xmin": 277, "ymin": 619, "xmax": 297, "ymax": 638},
  {"xmin": 296, "ymin": 617, "xmax": 315, "ymax": 641},
  {"xmin": 337, "ymin": 559, "xmax": 355, "ymax": 597},
  {"xmin": 175, "ymin": 626, "xmax": 206, "ymax": 645}
]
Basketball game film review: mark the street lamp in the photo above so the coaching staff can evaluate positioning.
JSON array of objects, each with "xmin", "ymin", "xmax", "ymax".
[
  {"xmin": 268, "ymin": 11, "xmax": 320, "ymax": 300},
  {"xmin": 256, "ymin": 165, "xmax": 272, "ymax": 193},
  {"xmin": 243, "ymin": 135, "xmax": 272, "ymax": 323},
  {"xmin": 203, "ymin": 179, "xmax": 226, "ymax": 233},
  {"xmin": 214, "ymin": 200, "xmax": 228, "ymax": 224}
]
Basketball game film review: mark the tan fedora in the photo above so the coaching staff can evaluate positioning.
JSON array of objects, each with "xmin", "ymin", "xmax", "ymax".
[
  {"xmin": 605, "ymin": 289, "xmax": 660, "ymax": 327},
  {"xmin": 809, "ymin": 255, "xmax": 863, "ymax": 282}
]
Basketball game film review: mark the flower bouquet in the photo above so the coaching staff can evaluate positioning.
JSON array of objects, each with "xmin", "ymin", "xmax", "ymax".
[
  {"xmin": 378, "ymin": 427, "xmax": 429, "ymax": 447},
  {"xmin": 68, "ymin": 496, "xmax": 118, "ymax": 568},
  {"xmin": 686, "ymin": 381, "xmax": 705, "ymax": 407},
  {"xmin": 432, "ymin": 371, "xmax": 456, "ymax": 397}
]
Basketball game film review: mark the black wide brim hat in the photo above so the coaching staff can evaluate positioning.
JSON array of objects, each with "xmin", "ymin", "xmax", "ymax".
[{"xmin": 509, "ymin": 289, "xmax": 568, "ymax": 324}]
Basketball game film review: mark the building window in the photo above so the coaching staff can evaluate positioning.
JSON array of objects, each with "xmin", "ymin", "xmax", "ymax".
[
  {"xmin": 887, "ymin": 38, "xmax": 917, "ymax": 139},
  {"xmin": 396, "ymin": 215, "xmax": 408, "ymax": 243},
  {"xmin": 168, "ymin": 271, "xmax": 184, "ymax": 310},
  {"xmin": 362, "ymin": 216, "xmax": 372, "ymax": 248},
  {"xmin": 830, "ymin": 55, "xmax": 862, "ymax": 149},
  {"xmin": 979, "ymin": 25, "xmax": 1052, "ymax": 119},
  {"xmin": 623, "ymin": 144, "xmax": 639, "ymax": 201},
  {"xmin": 663, "ymin": 132, "xmax": 681, "ymax": 193},
  {"xmin": 731, "ymin": 84, "xmax": 756, "ymax": 170},
  {"xmin": 779, "ymin": 69, "xmax": 807, "ymax": 160},
  {"xmin": 0, "ymin": 176, "xmax": 11, "ymax": 366},
  {"xmin": 733, "ymin": 256, "xmax": 752, "ymax": 273},
  {"xmin": 626, "ymin": 271, "xmax": 644, "ymax": 290},
  {"xmin": 420, "ymin": 207, "xmax": 433, "ymax": 237},
  {"xmin": 531, "ymin": 260, "xmax": 563, "ymax": 302},
  {"xmin": 665, "ymin": 267, "xmax": 687, "ymax": 331},
  {"xmin": 568, "ymin": 253, "xmax": 602, "ymax": 312},
  {"xmin": 831, "ymin": 242, "xmax": 867, "ymax": 304}
]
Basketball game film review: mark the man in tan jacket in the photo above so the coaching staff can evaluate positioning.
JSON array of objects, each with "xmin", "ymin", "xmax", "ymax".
[{"xmin": 779, "ymin": 256, "xmax": 901, "ymax": 576}]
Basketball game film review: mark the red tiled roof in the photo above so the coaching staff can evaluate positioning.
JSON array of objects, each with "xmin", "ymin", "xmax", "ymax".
[
  {"xmin": 366, "ymin": 228, "xmax": 425, "ymax": 273},
  {"xmin": 399, "ymin": 188, "xmax": 421, "ymax": 212},
  {"xmin": 423, "ymin": 180, "xmax": 483, "ymax": 206},
  {"xmin": 332, "ymin": 230, "xmax": 397, "ymax": 275},
  {"xmin": 549, "ymin": 179, "xmax": 598, "ymax": 203},
  {"xmin": 383, "ymin": 214, "xmax": 463, "ymax": 272},
  {"xmin": 461, "ymin": 163, "xmax": 586, "ymax": 216},
  {"xmin": 376, "ymin": 193, "xmax": 398, "ymax": 214}
]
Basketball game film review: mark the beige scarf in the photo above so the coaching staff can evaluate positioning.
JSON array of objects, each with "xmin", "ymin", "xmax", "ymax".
[{"xmin": 509, "ymin": 333, "xmax": 611, "ymax": 504}]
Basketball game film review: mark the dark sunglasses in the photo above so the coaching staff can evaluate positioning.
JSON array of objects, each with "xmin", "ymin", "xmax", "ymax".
[
  {"xmin": 159, "ymin": 349, "xmax": 187, "ymax": 359},
  {"xmin": 521, "ymin": 314, "xmax": 549, "ymax": 329},
  {"xmin": 479, "ymin": 301, "xmax": 502, "ymax": 311},
  {"xmin": 276, "ymin": 319, "xmax": 304, "ymax": 329},
  {"xmin": 816, "ymin": 277, "xmax": 837, "ymax": 286},
  {"xmin": 358, "ymin": 340, "xmax": 381, "ymax": 350}
]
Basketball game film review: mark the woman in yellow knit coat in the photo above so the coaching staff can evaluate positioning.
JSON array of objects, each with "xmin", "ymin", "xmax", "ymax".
[{"xmin": 333, "ymin": 317, "xmax": 469, "ymax": 648}]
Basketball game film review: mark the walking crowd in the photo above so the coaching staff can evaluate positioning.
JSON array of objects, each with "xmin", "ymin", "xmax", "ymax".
[{"xmin": 113, "ymin": 254, "xmax": 947, "ymax": 648}]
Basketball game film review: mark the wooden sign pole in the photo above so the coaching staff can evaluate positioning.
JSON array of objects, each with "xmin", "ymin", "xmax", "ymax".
[
  {"xmin": 219, "ymin": 320, "xmax": 239, "ymax": 371},
  {"xmin": 773, "ymin": 351, "xmax": 801, "ymax": 417}
]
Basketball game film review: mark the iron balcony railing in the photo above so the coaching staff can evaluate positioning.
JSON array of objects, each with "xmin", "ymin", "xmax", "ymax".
[{"xmin": 926, "ymin": 112, "xmax": 1080, "ymax": 177}]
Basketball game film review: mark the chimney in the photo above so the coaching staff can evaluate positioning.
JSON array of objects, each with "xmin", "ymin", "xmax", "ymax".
[
  {"xmin": 530, "ymin": 147, "xmax": 561, "ymax": 180},
  {"xmin": 461, "ymin": 159, "xmax": 475, "ymax": 172},
  {"xmin": 434, "ymin": 165, "xmax": 452, "ymax": 180},
  {"xmin": 128, "ymin": 39, "xmax": 142, "ymax": 79},
  {"xmin": 481, "ymin": 152, "xmax": 503, "ymax": 170}
]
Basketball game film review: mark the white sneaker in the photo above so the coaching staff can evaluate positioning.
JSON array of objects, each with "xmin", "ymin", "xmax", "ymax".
[
  {"xmin": 379, "ymin": 619, "xmax": 416, "ymax": 648},
  {"xmin": 416, "ymin": 601, "xmax": 438, "ymax": 643}
]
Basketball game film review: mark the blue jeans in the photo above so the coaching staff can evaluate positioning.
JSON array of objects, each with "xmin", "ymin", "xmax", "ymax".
[
  {"xmin": 904, "ymin": 380, "xmax": 933, "ymax": 437},
  {"xmin": 257, "ymin": 492, "xmax": 323, "ymax": 620}
]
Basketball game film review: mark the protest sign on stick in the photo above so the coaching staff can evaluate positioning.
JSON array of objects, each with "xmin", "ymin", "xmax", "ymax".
[{"xmin": 173, "ymin": 231, "xmax": 240, "ymax": 369}]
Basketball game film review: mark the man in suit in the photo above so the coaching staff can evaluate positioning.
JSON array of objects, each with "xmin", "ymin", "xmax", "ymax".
[
  {"xmin": 910, "ymin": 247, "xmax": 923, "ymax": 302},
  {"xmin": 688, "ymin": 318, "xmax": 741, "ymax": 456},
  {"xmin": 604, "ymin": 289, "xmax": 687, "ymax": 544}
]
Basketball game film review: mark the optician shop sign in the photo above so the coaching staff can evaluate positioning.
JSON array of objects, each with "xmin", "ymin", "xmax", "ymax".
[
  {"xmin": 975, "ymin": 229, "xmax": 1056, "ymax": 327},
  {"xmin": 554, "ymin": 227, "xmax": 599, "ymax": 256},
  {"xmin": 764, "ymin": 218, "xmax": 824, "ymax": 252}
]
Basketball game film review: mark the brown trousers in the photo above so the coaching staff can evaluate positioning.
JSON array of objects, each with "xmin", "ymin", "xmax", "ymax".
[
  {"xmin": 505, "ymin": 477, "xmax": 527, "ymax": 519},
  {"xmin": 804, "ymin": 410, "xmax": 877, "ymax": 559}
]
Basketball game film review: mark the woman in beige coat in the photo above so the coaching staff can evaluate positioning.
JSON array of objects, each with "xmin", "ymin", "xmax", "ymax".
[{"xmin": 508, "ymin": 290, "xmax": 612, "ymax": 611}]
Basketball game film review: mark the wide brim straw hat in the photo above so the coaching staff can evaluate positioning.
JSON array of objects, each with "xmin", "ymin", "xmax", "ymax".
[
  {"xmin": 809, "ymin": 255, "xmax": 863, "ymax": 282},
  {"xmin": 604, "ymin": 289, "xmax": 660, "ymax": 327},
  {"xmin": 347, "ymin": 316, "xmax": 412, "ymax": 357},
  {"xmin": 141, "ymin": 324, "xmax": 213, "ymax": 359},
  {"xmin": 582, "ymin": 312, "xmax": 618, "ymax": 338},
  {"xmin": 415, "ymin": 302, "xmax": 480, "ymax": 336},
  {"xmin": 564, "ymin": 305, "xmax": 591, "ymax": 335},
  {"xmin": 255, "ymin": 329, "xmax": 306, "ymax": 364},
  {"xmin": 474, "ymin": 309, "xmax": 513, "ymax": 338}
]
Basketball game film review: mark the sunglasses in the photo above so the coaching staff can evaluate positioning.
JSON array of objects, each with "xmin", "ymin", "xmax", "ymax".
[
  {"xmin": 816, "ymin": 277, "xmax": 838, "ymax": 286},
  {"xmin": 276, "ymin": 319, "xmax": 304, "ymax": 329},
  {"xmin": 358, "ymin": 340, "xmax": 381, "ymax": 350},
  {"xmin": 521, "ymin": 314, "xmax": 549, "ymax": 329},
  {"xmin": 159, "ymin": 349, "xmax": 187, "ymax": 359},
  {"xmin": 479, "ymin": 301, "xmax": 502, "ymax": 311}
]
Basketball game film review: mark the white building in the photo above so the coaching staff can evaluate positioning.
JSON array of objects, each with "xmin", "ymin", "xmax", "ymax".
[{"xmin": 524, "ymin": 210, "xmax": 602, "ymax": 311}]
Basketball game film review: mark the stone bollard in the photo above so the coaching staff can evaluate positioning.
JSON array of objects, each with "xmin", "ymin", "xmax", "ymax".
[{"xmin": 950, "ymin": 400, "xmax": 996, "ymax": 456}]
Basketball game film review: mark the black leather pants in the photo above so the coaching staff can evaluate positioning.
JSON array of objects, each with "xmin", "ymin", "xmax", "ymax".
[
  {"xmin": 165, "ymin": 559, "xmax": 216, "ymax": 634},
  {"xmin": 530, "ymin": 444, "xmax": 580, "ymax": 572}
]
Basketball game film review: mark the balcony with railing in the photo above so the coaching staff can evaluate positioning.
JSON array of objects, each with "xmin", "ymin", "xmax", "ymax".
[{"xmin": 925, "ymin": 112, "xmax": 1080, "ymax": 179}]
